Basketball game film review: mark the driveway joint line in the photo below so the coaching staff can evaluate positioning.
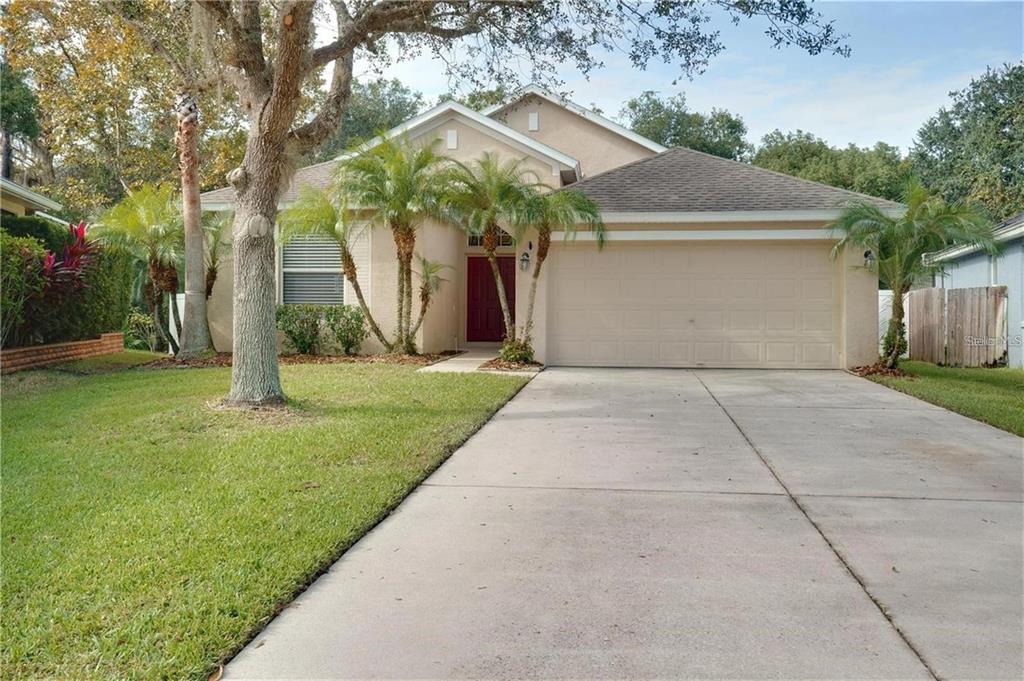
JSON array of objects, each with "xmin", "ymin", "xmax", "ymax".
[
  {"xmin": 692, "ymin": 371, "xmax": 943, "ymax": 681},
  {"xmin": 422, "ymin": 482, "xmax": 787, "ymax": 497},
  {"xmin": 798, "ymin": 492, "xmax": 1021, "ymax": 504}
]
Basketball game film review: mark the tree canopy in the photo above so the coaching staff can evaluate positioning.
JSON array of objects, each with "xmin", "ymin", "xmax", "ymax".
[
  {"xmin": 910, "ymin": 63, "xmax": 1024, "ymax": 221},
  {"xmin": 314, "ymin": 79, "xmax": 424, "ymax": 161},
  {"xmin": 0, "ymin": 63, "xmax": 40, "ymax": 141},
  {"xmin": 752, "ymin": 130, "xmax": 907, "ymax": 201},
  {"xmin": 619, "ymin": 91, "xmax": 751, "ymax": 160}
]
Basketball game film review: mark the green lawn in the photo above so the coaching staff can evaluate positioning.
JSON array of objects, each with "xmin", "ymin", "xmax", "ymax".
[
  {"xmin": 868, "ymin": 360, "xmax": 1024, "ymax": 436},
  {"xmin": 1, "ymin": 361, "xmax": 527, "ymax": 680}
]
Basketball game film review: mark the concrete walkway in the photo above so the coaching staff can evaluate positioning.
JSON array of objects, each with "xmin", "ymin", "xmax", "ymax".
[
  {"xmin": 225, "ymin": 369, "xmax": 1023, "ymax": 680},
  {"xmin": 418, "ymin": 349, "xmax": 498, "ymax": 373}
]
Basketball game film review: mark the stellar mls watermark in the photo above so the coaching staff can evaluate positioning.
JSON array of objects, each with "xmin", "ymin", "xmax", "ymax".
[{"xmin": 964, "ymin": 334, "xmax": 1024, "ymax": 347}]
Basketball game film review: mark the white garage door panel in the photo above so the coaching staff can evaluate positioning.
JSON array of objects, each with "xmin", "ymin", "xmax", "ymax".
[{"xmin": 547, "ymin": 242, "xmax": 841, "ymax": 368}]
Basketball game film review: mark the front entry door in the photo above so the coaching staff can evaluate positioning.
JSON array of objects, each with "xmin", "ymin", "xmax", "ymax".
[{"xmin": 467, "ymin": 256, "xmax": 516, "ymax": 342}]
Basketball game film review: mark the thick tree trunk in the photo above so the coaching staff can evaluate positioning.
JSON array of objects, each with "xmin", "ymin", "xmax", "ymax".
[
  {"xmin": 1, "ymin": 130, "xmax": 12, "ymax": 180},
  {"xmin": 225, "ymin": 149, "xmax": 285, "ymax": 405},
  {"xmin": 176, "ymin": 93, "xmax": 213, "ymax": 358}
]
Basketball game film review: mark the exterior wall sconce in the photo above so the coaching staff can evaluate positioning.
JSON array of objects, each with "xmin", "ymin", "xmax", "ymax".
[
  {"xmin": 863, "ymin": 249, "xmax": 875, "ymax": 267},
  {"xmin": 519, "ymin": 251, "xmax": 531, "ymax": 272}
]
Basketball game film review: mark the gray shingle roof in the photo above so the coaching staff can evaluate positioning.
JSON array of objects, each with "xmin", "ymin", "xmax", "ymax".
[
  {"xmin": 567, "ymin": 147, "xmax": 903, "ymax": 213},
  {"xmin": 201, "ymin": 159, "xmax": 339, "ymax": 206}
]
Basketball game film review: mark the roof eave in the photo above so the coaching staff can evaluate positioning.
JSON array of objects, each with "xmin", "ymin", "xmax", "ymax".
[
  {"xmin": 927, "ymin": 221, "xmax": 1024, "ymax": 263},
  {"xmin": 594, "ymin": 207, "xmax": 904, "ymax": 223},
  {"xmin": 0, "ymin": 177, "xmax": 62, "ymax": 212}
]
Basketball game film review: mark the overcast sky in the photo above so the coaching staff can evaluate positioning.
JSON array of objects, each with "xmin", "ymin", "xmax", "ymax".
[{"xmin": 350, "ymin": 1, "xmax": 1022, "ymax": 153}]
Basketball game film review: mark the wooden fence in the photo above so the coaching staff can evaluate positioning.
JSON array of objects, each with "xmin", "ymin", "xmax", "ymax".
[{"xmin": 908, "ymin": 286, "xmax": 1008, "ymax": 366}]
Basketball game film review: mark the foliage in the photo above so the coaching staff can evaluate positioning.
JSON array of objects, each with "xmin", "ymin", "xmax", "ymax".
[
  {"xmin": 315, "ymin": 79, "xmax": 424, "ymax": 161},
  {"xmin": 202, "ymin": 211, "xmax": 232, "ymax": 299},
  {"xmin": 910, "ymin": 63, "xmax": 1024, "ymax": 221},
  {"xmin": 1, "ymin": 361, "xmax": 526, "ymax": 680},
  {"xmin": 868, "ymin": 361, "xmax": 1024, "ymax": 437},
  {"xmin": 0, "ymin": 62, "xmax": 40, "ymax": 140},
  {"xmin": 830, "ymin": 179, "xmax": 996, "ymax": 367},
  {"xmin": 619, "ymin": 91, "xmax": 751, "ymax": 160},
  {"xmin": 322, "ymin": 305, "xmax": 368, "ymax": 355},
  {"xmin": 0, "ymin": 0, "xmax": 247, "ymax": 208},
  {"xmin": 0, "ymin": 230, "xmax": 46, "ymax": 347},
  {"xmin": 499, "ymin": 337, "xmax": 535, "ymax": 364},
  {"xmin": 437, "ymin": 87, "xmax": 509, "ymax": 111},
  {"xmin": 881, "ymin": 323, "xmax": 907, "ymax": 363},
  {"xmin": 0, "ymin": 214, "xmax": 69, "ymax": 252},
  {"xmin": 276, "ymin": 304, "xmax": 325, "ymax": 355},
  {"xmin": 753, "ymin": 130, "xmax": 907, "ymax": 200},
  {"xmin": 124, "ymin": 309, "xmax": 159, "ymax": 352}
]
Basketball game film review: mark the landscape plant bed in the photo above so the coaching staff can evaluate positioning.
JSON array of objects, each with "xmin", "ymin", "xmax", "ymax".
[
  {"xmin": 866, "ymin": 360, "xmax": 1024, "ymax": 436},
  {"xmin": 849, "ymin": 363, "xmax": 910, "ymax": 378},
  {"xmin": 143, "ymin": 351, "xmax": 456, "ymax": 370},
  {"xmin": 480, "ymin": 357, "xmax": 544, "ymax": 372},
  {"xmin": 1, "ymin": 362, "xmax": 527, "ymax": 679}
]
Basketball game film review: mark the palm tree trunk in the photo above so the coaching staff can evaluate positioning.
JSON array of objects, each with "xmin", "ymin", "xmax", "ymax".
[
  {"xmin": 341, "ymin": 248, "xmax": 390, "ymax": 351},
  {"xmin": 486, "ymin": 250, "xmax": 514, "ymax": 342},
  {"xmin": 175, "ymin": 92, "xmax": 213, "ymax": 358},
  {"xmin": 392, "ymin": 229, "xmax": 406, "ymax": 352},
  {"xmin": 408, "ymin": 287, "xmax": 431, "ymax": 340},
  {"xmin": 522, "ymin": 230, "xmax": 550, "ymax": 342},
  {"xmin": 402, "ymin": 250, "xmax": 415, "ymax": 354},
  {"xmin": 883, "ymin": 291, "xmax": 906, "ymax": 369},
  {"xmin": 151, "ymin": 288, "xmax": 178, "ymax": 355}
]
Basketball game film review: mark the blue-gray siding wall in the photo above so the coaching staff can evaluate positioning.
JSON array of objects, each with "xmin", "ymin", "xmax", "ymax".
[{"xmin": 937, "ymin": 238, "xmax": 1023, "ymax": 367}]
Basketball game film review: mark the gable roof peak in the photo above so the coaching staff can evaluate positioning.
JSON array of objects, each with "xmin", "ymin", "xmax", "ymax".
[{"xmin": 483, "ymin": 84, "xmax": 667, "ymax": 154}]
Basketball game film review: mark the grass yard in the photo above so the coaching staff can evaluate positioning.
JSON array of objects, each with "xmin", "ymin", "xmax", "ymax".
[
  {"xmin": 868, "ymin": 360, "xmax": 1024, "ymax": 436},
  {"xmin": 55, "ymin": 349, "xmax": 165, "ymax": 374},
  {"xmin": 1, "ymin": 360, "xmax": 527, "ymax": 680}
]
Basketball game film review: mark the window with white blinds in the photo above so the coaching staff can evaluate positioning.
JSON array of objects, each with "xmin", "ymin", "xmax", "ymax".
[{"xmin": 281, "ymin": 236, "xmax": 344, "ymax": 304}]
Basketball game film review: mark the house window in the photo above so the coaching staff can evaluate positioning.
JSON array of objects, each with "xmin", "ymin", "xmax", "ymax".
[
  {"xmin": 281, "ymin": 235, "xmax": 344, "ymax": 304},
  {"xmin": 528, "ymin": 111, "xmax": 539, "ymax": 131},
  {"xmin": 468, "ymin": 233, "xmax": 515, "ymax": 247},
  {"xmin": 446, "ymin": 129, "xmax": 458, "ymax": 150}
]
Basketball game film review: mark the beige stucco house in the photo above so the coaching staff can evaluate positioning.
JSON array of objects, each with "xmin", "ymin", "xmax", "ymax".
[{"xmin": 202, "ymin": 85, "xmax": 901, "ymax": 369}]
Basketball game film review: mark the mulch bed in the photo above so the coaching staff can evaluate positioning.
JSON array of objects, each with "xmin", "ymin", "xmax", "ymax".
[
  {"xmin": 479, "ymin": 357, "xmax": 543, "ymax": 373},
  {"xmin": 143, "ymin": 352, "xmax": 454, "ymax": 370},
  {"xmin": 850, "ymin": 363, "xmax": 910, "ymax": 378}
]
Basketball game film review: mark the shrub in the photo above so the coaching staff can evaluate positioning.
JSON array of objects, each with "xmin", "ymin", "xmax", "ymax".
[
  {"xmin": 0, "ymin": 214, "xmax": 70, "ymax": 252},
  {"xmin": 323, "ymin": 305, "xmax": 367, "ymax": 355},
  {"xmin": 124, "ymin": 309, "xmax": 158, "ymax": 352},
  {"xmin": 0, "ymin": 229, "xmax": 46, "ymax": 347},
  {"xmin": 500, "ymin": 337, "xmax": 535, "ymax": 364},
  {"xmin": 276, "ymin": 304, "xmax": 323, "ymax": 354},
  {"xmin": 882, "ymin": 322, "xmax": 908, "ymax": 362}
]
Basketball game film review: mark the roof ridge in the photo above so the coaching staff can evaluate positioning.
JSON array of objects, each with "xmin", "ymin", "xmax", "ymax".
[
  {"xmin": 669, "ymin": 146, "xmax": 903, "ymax": 207},
  {"xmin": 562, "ymin": 147, "xmax": 675, "ymax": 189}
]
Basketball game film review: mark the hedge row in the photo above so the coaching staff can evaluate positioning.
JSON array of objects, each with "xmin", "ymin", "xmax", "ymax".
[{"xmin": 0, "ymin": 223, "xmax": 133, "ymax": 348}]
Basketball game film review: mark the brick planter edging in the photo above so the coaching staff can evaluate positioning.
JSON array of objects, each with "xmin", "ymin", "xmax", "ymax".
[{"xmin": 1, "ymin": 333, "xmax": 125, "ymax": 374}]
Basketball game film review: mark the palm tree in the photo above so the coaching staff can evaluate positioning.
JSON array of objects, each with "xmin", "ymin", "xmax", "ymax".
[
  {"xmin": 277, "ymin": 186, "xmax": 390, "ymax": 350},
  {"xmin": 520, "ymin": 190, "xmax": 605, "ymax": 346},
  {"xmin": 93, "ymin": 184, "xmax": 183, "ymax": 354},
  {"xmin": 336, "ymin": 135, "xmax": 450, "ymax": 354},
  {"xmin": 408, "ymin": 254, "xmax": 449, "ymax": 340},
  {"xmin": 830, "ymin": 179, "xmax": 996, "ymax": 369},
  {"xmin": 442, "ymin": 153, "xmax": 539, "ymax": 342},
  {"xmin": 202, "ymin": 210, "xmax": 232, "ymax": 301}
]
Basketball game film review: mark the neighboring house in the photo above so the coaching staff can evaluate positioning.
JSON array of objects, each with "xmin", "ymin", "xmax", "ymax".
[
  {"xmin": 929, "ymin": 212, "xmax": 1024, "ymax": 368},
  {"xmin": 0, "ymin": 177, "xmax": 61, "ymax": 217},
  {"xmin": 202, "ymin": 85, "xmax": 901, "ymax": 368}
]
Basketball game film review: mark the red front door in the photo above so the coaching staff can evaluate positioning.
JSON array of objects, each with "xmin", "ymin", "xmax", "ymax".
[{"xmin": 467, "ymin": 256, "xmax": 515, "ymax": 342}]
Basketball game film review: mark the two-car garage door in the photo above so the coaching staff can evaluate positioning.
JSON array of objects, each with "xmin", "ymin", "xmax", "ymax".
[{"xmin": 545, "ymin": 241, "xmax": 842, "ymax": 368}]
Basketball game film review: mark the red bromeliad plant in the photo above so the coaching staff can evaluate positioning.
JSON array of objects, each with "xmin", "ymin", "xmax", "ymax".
[{"xmin": 41, "ymin": 221, "xmax": 96, "ymax": 296}]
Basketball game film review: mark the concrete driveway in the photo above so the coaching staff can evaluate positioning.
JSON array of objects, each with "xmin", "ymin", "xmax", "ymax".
[{"xmin": 225, "ymin": 369, "xmax": 1023, "ymax": 680}]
